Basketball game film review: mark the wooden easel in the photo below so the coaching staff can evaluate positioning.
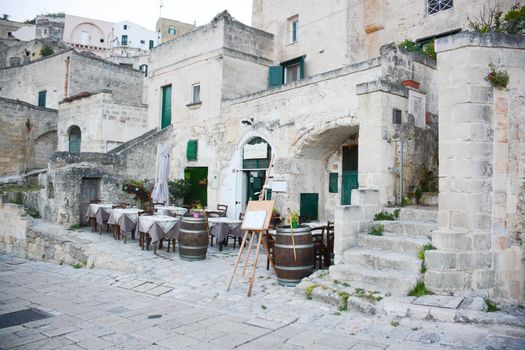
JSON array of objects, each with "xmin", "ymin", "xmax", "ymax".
[{"xmin": 227, "ymin": 155, "xmax": 275, "ymax": 296}]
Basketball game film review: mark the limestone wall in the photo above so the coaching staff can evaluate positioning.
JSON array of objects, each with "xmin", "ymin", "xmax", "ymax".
[
  {"xmin": 0, "ymin": 51, "xmax": 69, "ymax": 109},
  {"xmin": 426, "ymin": 32, "xmax": 525, "ymax": 301},
  {"xmin": 57, "ymin": 91, "xmax": 149, "ymax": 153},
  {"xmin": 0, "ymin": 97, "xmax": 58, "ymax": 177},
  {"xmin": 68, "ymin": 53, "xmax": 144, "ymax": 105}
]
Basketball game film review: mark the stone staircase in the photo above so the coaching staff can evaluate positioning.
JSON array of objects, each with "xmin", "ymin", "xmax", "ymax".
[{"xmin": 330, "ymin": 206, "xmax": 437, "ymax": 295}]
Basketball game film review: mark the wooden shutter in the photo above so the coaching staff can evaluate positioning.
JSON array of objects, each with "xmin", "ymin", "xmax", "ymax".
[
  {"xmin": 300, "ymin": 193, "xmax": 319, "ymax": 221},
  {"xmin": 329, "ymin": 173, "xmax": 338, "ymax": 193},
  {"xmin": 187, "ymin": 140, "xmax": 198, "ymax": 161},
  {"xmin": 268, "ymin": 66, "xmax": 283, "ymax": 87},
  {"xmin": 299, "ymin": 56, "xmax": 305, "ymax": 79}
]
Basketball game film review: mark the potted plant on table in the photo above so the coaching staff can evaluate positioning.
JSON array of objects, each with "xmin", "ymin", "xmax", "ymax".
[{"xmin": 289, "ymin": 211, "xmax": 300, "ymax": 228}]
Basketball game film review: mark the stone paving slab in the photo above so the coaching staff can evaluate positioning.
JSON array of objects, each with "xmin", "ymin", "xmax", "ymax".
[{"xmin": 412, "ymin": 295, "xmax": 464, "ymax": 309}]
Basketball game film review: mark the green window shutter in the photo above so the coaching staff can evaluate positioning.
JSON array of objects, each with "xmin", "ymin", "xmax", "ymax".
[
  {"xmin": 268, "ymin": 66, "xmax": 283, "ymax": 87},
  {"xmin": 299, "ymin": 56, "xmax": 305, "ymax": 79},
  {"xmin": 38, "ymin": 91, "xmax": 46, "ymax": 108},
  {"xmin": 187, "ymin": 140, "xmax": 198, "ymax": 161},
  {"xmin": 161, "ymin": 85, "xmax": 172, "ymax": 129},
  {"xmin": 300, "ymin": 193, "xmax": 319, "ymax": 221},
  {"xmin": 329, "ymin": 173, "xmax": 338, "ymax": 193}
]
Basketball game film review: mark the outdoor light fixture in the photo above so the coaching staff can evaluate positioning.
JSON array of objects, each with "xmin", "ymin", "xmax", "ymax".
[{"xmin": 241, "ymin": 118, "xmax": 254, "ymax": 126}]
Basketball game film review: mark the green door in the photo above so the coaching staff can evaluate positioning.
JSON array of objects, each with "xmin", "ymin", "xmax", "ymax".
[
  {"xmin": 184, "ymin": 167, "xmax": 208, "ymax": 206},
  {"xmin": 161, "ymin": 85, "xmax": 172, "ymax": 129},
  {"xmin": 300, "ymin": 193, "xmax": 319, "ymax": 221},
  {"xmin": 341, "ymin": 146, "xmax": 358, "ymax": 205},
  {"xmin": 341, "ymin": 171, "xmax": 359, "ymax": 205}
]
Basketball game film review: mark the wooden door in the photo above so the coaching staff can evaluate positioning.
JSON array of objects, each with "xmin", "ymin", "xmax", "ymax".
[
  {"xmin": 300, "ymin": 193, "xmax": 319, "ymax": 221},
  {"xmin": 79, "ymin": 178, "xmax": 100, "ymax": 225}
]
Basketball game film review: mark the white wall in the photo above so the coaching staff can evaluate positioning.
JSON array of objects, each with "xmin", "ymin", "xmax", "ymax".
[{"xmin": 114, "ymin": 21, "xmax": 157, "ymax": 51}]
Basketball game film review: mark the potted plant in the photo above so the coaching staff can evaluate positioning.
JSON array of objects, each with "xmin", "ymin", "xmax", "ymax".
[
  {"xmin": 193, "ymin": 203, "xmax": 203, "ymax": 218},
  {"xmin": 168, "ymin": 179, "xmax": 191, "ymax": 206},
  {"xmin": 289, "ymin": 211, "xmax": 300, "ymax": 228},
  {"xmin": 122, "ymin": 179, "xmax": 153, "ymax": 209}
]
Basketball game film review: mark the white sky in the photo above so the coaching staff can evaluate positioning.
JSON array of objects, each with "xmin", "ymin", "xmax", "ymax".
[{"xmin": 0, "ymin": 0, "xmax": 253, "ymax": 30}]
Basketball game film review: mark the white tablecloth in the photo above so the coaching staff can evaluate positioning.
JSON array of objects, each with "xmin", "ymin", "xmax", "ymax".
[
  {"xmin": 136, "ymin": 215, "xmax": 180, "ymax": 244},
  {"xmin": 155, "ymin": 206, "xmax": 187, "ymax": 216},
  {"xmin": 107, "ymin": 208, "xmax": 141, "ymax": 232},
  {"xmin": 208, "ymin": 218, "xmax": 243, "ymax": 242}
]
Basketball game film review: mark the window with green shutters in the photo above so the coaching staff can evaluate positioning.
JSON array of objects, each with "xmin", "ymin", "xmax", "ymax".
[
  {"xmin": 161, "ymin": 85, "xmax": 172, "ymax": 129},
  {"xmin": 268, "ymin": 56, "xmax": 305, "ymax": 88},
  {"xmin": 187, "ymin": 140, "xmax": 198, "ymax": 161},
  {"xmin": 38, "ymin": 90, "xmax": 46, "ymax": 108},
  {"xmin": 268, "ymin": 66, "xmax": 283, "ymax": 87},
  {"xmin": 329, "ymin": 173, "xmax": 338, "ymax": 193}
]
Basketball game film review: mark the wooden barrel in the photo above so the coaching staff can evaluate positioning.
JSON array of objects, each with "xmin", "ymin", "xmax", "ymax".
[
  {"xmin": 179, "ymin": 216, "xmax": 208, "ymax": 261},
  {"xmin": 274, "ymin": 225, "xmax": 314, "ymax": 286}
]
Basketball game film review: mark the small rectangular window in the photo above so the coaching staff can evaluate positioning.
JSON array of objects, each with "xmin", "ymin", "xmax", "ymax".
[
  {"xmin": 284, "ymin": 63, "xmax": 300, "ymax": 84},
  {"xmin": 168, "ymin": 27, "xmax": 176, "ymax": 35},
  {"xmin": 427, "ymin": 0, "xmax": 453, "ymax": 15},
  {"xmin": 38, "ymin": 90, "xmax": 47, "ymax": 108},
  {"xmin": 140, "ymin": 40, "xmax": 145, "ymax": 44},
  {"xmin": 123, "ymin": 24, "xmax": 128, "ymax": 30},
  {"xmin": 149, "ymin": 40, "xmax": 154, "ymax": 49},
  {"xmin": 288, "ymin": 15, "xmax": 299, "ymax": 43},
  {"xmin": 192, "ymin": 84, "xmax": 201, "ymax": 104},
  {"xmin": 329, "ymin": 173, "xmax": 338, "ymax": 193},
  {"xmin": 121, "ymin": 35, "xmax": 128, "ymax": 45},
  {"xmin": 392, "ymin": 108, "xmax": 402, "ymax": 125}
]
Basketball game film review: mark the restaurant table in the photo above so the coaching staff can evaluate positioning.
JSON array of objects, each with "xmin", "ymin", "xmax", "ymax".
[
  {"xmin": 207, "ymin": 217, "xmax": 243, "ymax": 251},
  {"xmin": 107, "ymin": 208, "xmax": 141, "ymax": 241},
  {"xmin": 155, "ymin": 205, "xmax": 187, "ymax": 217},
  {"xmin": 135, "ymin": 215, "xmax": 180, "ymax": 253},
  {"xmin": 85, "ymin": 204, "xmax": 113, "ymax": 232}
]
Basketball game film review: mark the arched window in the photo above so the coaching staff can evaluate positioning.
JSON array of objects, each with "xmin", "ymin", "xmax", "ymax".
[
  {"xmin": 242, "ymin": 137, "xmax": 272, "ymax": 169},
  {"xmin": 68, "ymin": 126, "xmax": 81, "ymax": 153}
]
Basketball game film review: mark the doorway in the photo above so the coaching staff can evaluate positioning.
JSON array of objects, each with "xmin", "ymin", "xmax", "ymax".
[
  {"xmin": 80, "ymin": 178, "xmax": 100, "ymax": 225},
  {"xmin": 184, "ymin": 167, "xmax": 208, "ymax": 206},
  {"xmin": 242, "ymin": 137, "xmax": 272, "ymax": 210},
  {"xmin": 341, "ymin": 146, "xmax": 358, "ymax": 205}
]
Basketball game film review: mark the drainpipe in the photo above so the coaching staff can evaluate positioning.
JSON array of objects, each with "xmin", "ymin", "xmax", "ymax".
[
  {"xmin": 399, "ymin": 138, "xmax": 404, "ymax": 206},
  {"xmin": 64, "ymin": 56, "xmax": 70, "ymax": 98}
]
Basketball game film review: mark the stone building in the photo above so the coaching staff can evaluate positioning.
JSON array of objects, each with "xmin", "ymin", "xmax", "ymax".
[
  {"xmin": 155, "ymin": 18, "xmax": 195, "ymax": 43},
  {"xmin": 6, "ymin": 0, "xmax": 522, "ymax": 303}
]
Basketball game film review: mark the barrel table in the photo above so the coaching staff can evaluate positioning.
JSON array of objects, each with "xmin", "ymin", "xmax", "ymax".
[
  {"xmin": 179, "ymin": 216, "xmax": 208, "ymax": 261},
  {"xmin": 274, "ymin": 225, "xmax": 314, "ymax": 286}
]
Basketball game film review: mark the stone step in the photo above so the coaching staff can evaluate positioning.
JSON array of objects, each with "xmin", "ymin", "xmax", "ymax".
[
  {"xmin": 329, "ymin": 264, "xmax": 420, "ymax": 295},
  {"xmin": 373, "ymin": 220, "xmax": 436, "ymax": 236},
  {"xmin": 358, "ymin": 233, "xmax": 430, "ymax": 256},
  {"xmin": 383, "ymin": 207, "xmax": 438, "ymax": 222},
  {"xmin": 342, "ymin": 249, "xmax": 421, "ymax": 274}
]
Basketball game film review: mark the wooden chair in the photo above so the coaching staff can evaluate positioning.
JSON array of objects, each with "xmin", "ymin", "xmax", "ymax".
[
  {"xmin": 217, "ymin": 204, "xmax": 228, "ymax": 217},
  {"xmin": 153, "ymin": 202, "xmax": 165, "ymax": 206},
  {"xmin": 265, "ymin": 231, "xmax": 275, "ymax": 271},
  {"xmin": 226, "ymin": 212, "xmax": 244, "ymax": 249},
  {"xmin": 323, "ymin": 222, "xmax": 335, "ymax": 267},
  {"xmin": 311, "ymin": 226, "xmax": 325, "ymax": 269},
  {"xmin": 138, "ymin": 210, "xmax": 154, "ymax": 250},
  {"xmin": 163, "ymin": 214, "xmax": 182, "ymax": 254}
]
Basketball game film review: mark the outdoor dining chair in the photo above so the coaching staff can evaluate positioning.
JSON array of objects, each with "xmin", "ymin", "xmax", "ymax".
[
  {"xmin": 311, "ymin": 226, "xmax": 325, "ymax": 269},
  {"xmin": 138, "ymin": 209, "xmax": 155, "ymax": 250},
  {"xmin": 217, "ymin": 204, "xmax": 228, "ymax": 217},
  {"xmin": 323, "ymin": 222, "xmax": 334, "ymax": 267},
  {"xmin": 204, "ymin": 211, "xmax": 222, "ymax": 247}
]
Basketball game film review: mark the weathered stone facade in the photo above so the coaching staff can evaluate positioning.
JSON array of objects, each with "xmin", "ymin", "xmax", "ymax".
[
  {"xmin": 425, "ymin": 33, "xmax": 525, "ymax": 302},
  {"xmin": 57, "ymin": 91, "xmax": 149, "ymax": 153},
  {"xmin": 0, "ymin": 97, "xmax": 58, "ymax": 177},
  {"xmin": 0, "ymin": 50, "xmax": 144, "ymax": 109}
]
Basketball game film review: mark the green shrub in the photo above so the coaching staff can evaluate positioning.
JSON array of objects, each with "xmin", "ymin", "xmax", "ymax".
[
  {"xmin": 407, "ymin": 280, "xmax": 433, "ymax": 297},
  {"xmin": 414, "ymin": 187, "xmax": 423, "ymax": 204},
  {"xmin": 393, "ymin": 208, "xmax": 401, "ymax": 220},
  {"xmin": 40, "ymin": 44, "xmax": 54, "ymax": 57},
  {"xmin": 469, "ymin": 3, "xmax": 525, "ymax": 34},
  {"xmin": 486, "ymin": 63, "xmax": 510, "ymax": 89},
  {"xmin": 374, "ymin": 211, "xmax": 396, "ymax": 221},
  {"xmin": 68, "ymin": 224, "xmax": 81, "ymax": 230},
  {"xmin": 484, "ymin": 297, "xmax": 500, "ymax": 312},
  {"xmin": 369, "ymin": 224, "xmax": 384, "ymax": 236},
  {"xmin": 398, "ymin": 39, "xmax": 436, "ymax": 60},
  {"xmin": 168, "ymin": 179, "xmax": 192, "ymax": 204},
  {"xmin": 503, "ymin": 3, "xmax": 525, "ymax": 34},
  {"xmin": 337, "ymin": 291, "xmax": 350, "ymax": 311},
  {"xmin": 26, "ymin": 208, "xmax": 41, "ymax": 219},
  {"xmin": 417, "ymin": 243, "xmax": 437, "ymax": 260}
]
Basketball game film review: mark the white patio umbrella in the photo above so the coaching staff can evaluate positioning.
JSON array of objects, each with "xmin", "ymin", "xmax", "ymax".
[{"xmin": 152, "ymin": 144, "xmax": 170, "ymax": 205}]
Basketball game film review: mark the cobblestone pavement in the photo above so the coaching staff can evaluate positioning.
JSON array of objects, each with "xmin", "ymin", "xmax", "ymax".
[{"xmin": 1, "ymin": 228, "xmax": 524, "ymax": 349}]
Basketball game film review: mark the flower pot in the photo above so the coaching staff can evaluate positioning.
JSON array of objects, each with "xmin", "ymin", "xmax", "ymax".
[
  {"xmin": 193, "ymin": 213, "xmax": 200, "ymax": 218},
  {"xmin": 291, "ymin": 220, "xmax": 298, "ymax": 229}
]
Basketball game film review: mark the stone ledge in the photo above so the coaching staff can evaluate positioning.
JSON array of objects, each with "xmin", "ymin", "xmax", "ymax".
[{"xmin": 436, "ymin": 32, "xmax": 525, "ymax": 53}]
